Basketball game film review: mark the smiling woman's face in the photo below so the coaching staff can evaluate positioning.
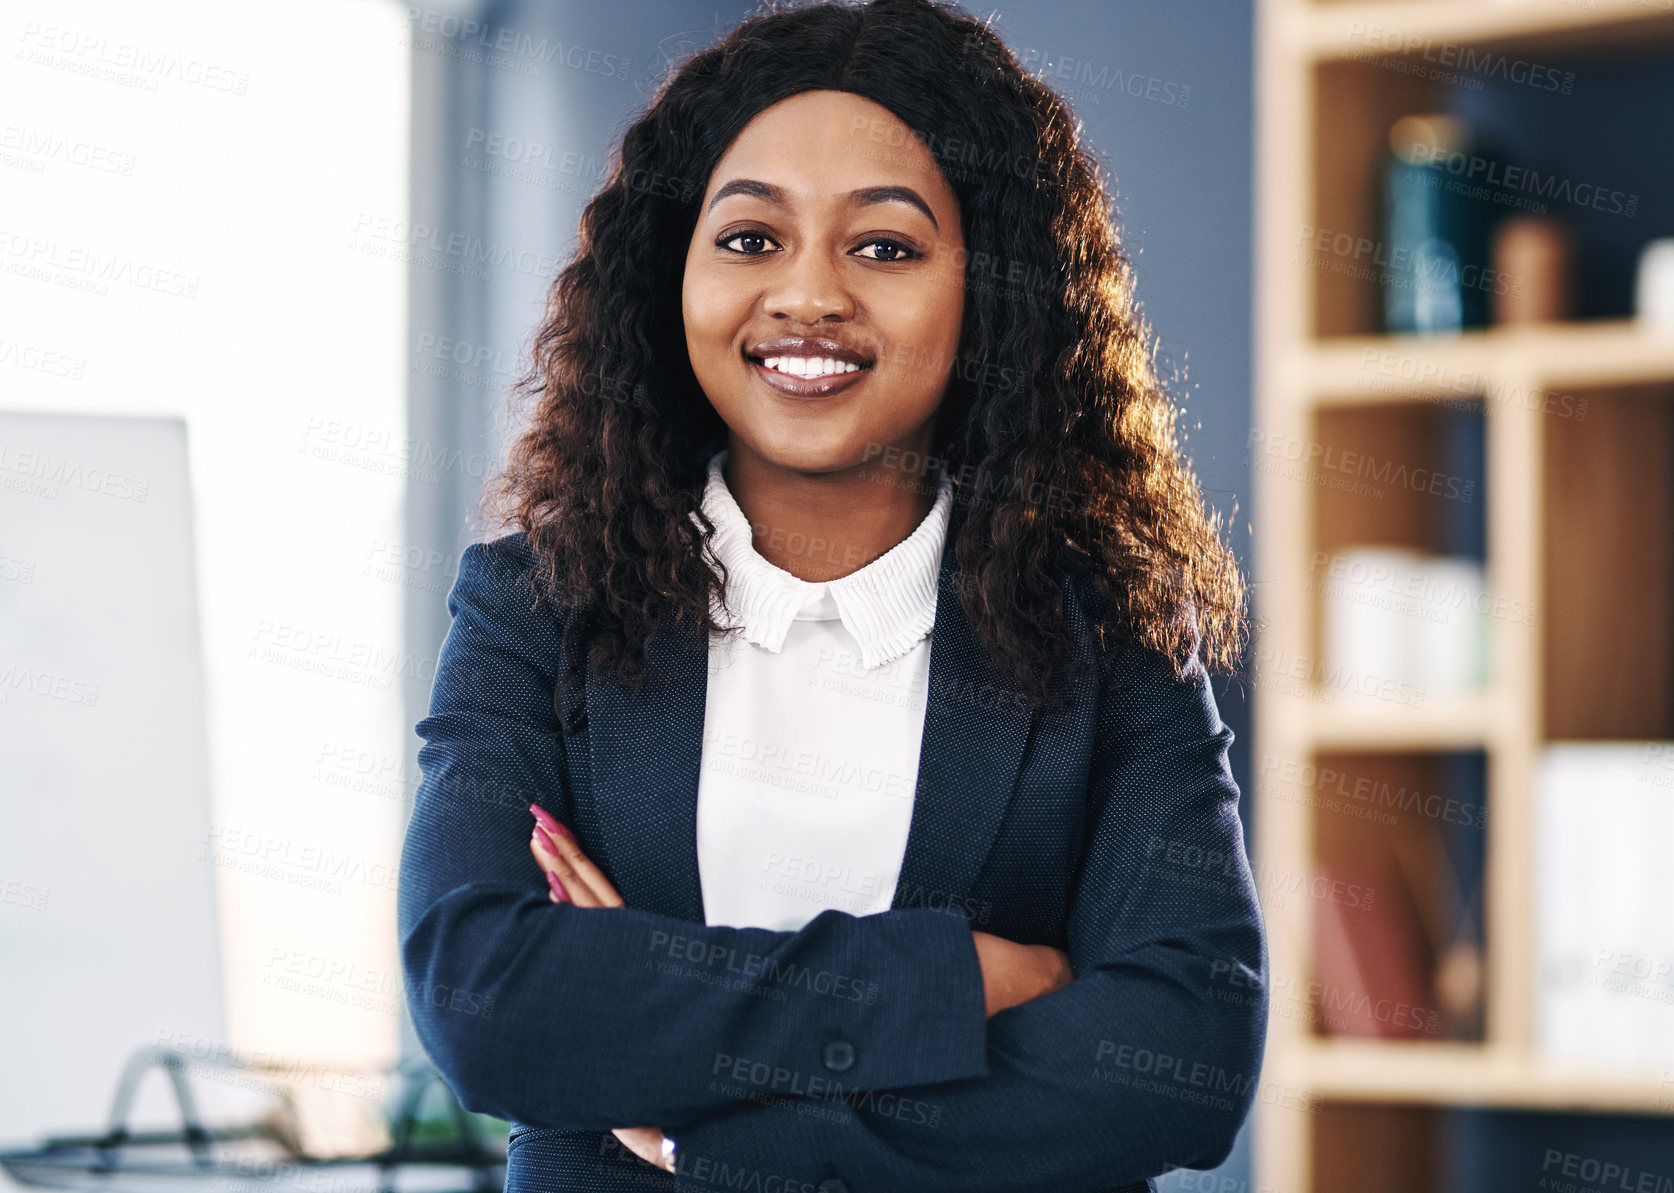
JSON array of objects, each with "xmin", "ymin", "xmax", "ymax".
[{"xmin": 682, "ymin": 89, "xmax": 966, "ymax": 477}]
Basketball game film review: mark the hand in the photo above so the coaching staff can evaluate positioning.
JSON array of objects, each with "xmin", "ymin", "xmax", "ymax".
[
  {"xmin": 528, "ymin": 803, "xmax": 625, "ymax": 908},
  {"xmin": 528, "ymin": 805, "xmax": 671, "ymax": 1169},
  {"xmin": 970, "ymin": 930, "xmax": 1074, "ymax": 1018}
]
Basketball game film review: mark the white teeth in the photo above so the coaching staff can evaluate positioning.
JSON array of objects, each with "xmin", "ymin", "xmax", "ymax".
[{"xmin": 758, "ymin": 355, "xmax": 862, "ymax": 378}]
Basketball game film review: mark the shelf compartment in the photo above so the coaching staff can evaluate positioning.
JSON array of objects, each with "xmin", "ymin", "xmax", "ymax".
[
  {"xmin": 1308, "ymin": 38, "xmax": 1674, "ymax": 340},
  {"xmin": 1313, "ymin": 1102, "xmax": 1442, "ymax": 1193},
  {"xmin": 1306, "ymin": 750, "xmax": 1489, "ymax": 1045},
  {"xmin": 1540, "ymin": 382, "xmax": 1674, "ymax": 739},
  {"xmin": 1308, "ymin": 59, "xmax": 1446, "ymax": 338},
  {"xmin": 1308, "ymin": 1099, "xmax": 1674, "ymax": 1193},
  {"xmin": 1302, "ymin": 401, "xmax": 1490, "ymax": 711}
]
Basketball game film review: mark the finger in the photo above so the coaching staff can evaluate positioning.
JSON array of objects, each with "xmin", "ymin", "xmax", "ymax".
[
  {"xmin": 534, "ymin": 822, "xmax": 626, "ymax": 908},
  {"xmin": 529, "ymin": 832, "xmax": 600, "ymax": 908},
  {"xmin": 544, "ymin": 868, "xmax": 569, "ymax": 904},
  {"xmin": 541, "ymin": 823, "xmax": 624, "ymax": 907},
  {"xmin": 529, "ymin": 832, "xmax": 603, "ymax": 909},
  {"xmin": 613, "ymin": 1126, "xmax": 651, "ymax": 1160},
  {"xmin": 611, "ymin": 1126, "xmax": 668, "ymax": 1170},
  {"xmin": 528, "ymin": 823, "xmax": 609, "ymax": 910}
]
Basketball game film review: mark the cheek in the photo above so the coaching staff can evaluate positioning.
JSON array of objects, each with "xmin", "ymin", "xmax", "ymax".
[
  {"xmin": 897, "ymin": 268, "xmax": 965, "ymax": 346},
  {"xmin": 877, "ymin": 303, "xmax": 963, "ymax": 394},
  {"xmin": 684, "ymin": 275, "xmax": 748, "ymax": 345},
  {"xmin": 930, "ymin": 265, "xmax": 967, "ymax": 347},
  {"xmin": 682, "ymin": 291, "xmax": 730, "ymax": 365}
]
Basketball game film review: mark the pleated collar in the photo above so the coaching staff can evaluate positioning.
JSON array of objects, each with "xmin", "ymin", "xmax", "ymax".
[{"xmin": 692, "ymin": 448, "xmax": 953, "ymax": 670}]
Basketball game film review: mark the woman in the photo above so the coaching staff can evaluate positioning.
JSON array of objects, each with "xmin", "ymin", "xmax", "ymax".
[{"xmin": 397, "ymin": 1, "xmax": 1266, "ymax": 1190}]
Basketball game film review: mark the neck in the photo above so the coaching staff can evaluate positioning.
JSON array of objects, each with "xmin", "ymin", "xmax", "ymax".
[{"xmin": 722, "ymin": 439, "xmax": 941, "ymax": 583}]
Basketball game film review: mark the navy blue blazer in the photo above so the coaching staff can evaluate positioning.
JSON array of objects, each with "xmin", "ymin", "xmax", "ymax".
[{"xmin": 398, "ymin": 505, "xmax": 1268, "ymax": 1193}]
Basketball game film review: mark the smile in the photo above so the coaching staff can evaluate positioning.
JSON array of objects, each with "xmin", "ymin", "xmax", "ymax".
[{"xmin": 742, "ymin": 348, "xmax": 873, "ymax": 398}]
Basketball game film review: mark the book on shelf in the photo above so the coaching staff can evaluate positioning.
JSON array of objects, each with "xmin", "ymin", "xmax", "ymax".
[
  {"xmin": 1536, "ymin": 743, "xmax": 1674, "ymax": 1069},
  {"xmin": 1320, "ymin": 546, "xmax": 1489, "ymax": 703},
  {"xmin": 1312, "ymin": 855, "xmax": 1437, "ymax": 1040}
]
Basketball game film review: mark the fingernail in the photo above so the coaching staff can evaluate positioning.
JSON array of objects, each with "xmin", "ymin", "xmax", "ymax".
[
  {"xmin": 529, "ymin": 803, "xmax": 562, "ymax": 835},
  {"xmin": 533, "ymin": 824, "xmax": 561, "ymax": 855},
  {"xmin": 546, "ymin": 870, "xmax": 570, "ymax": 902},
  {"xmin": 551, "ymin": 820, "xmax": 576, "ymax": 844}
]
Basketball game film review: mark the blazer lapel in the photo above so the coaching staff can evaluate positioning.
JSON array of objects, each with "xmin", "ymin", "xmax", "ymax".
[
  {"xmin": 889, "ymin": 523, "xmax": 1035, "ymax": 912},
  {"xmin": 585, "ymin": 621, "xmax": 710, "ymax": 923},
  {"xmin": 584, "ymin": 495, "xmax": 1036, "ymax": 927}
]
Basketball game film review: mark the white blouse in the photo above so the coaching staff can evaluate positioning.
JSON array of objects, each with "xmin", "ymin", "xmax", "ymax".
[{"xmin": 690, "ymin": 448, "xmax": 955, "ymax": 931}]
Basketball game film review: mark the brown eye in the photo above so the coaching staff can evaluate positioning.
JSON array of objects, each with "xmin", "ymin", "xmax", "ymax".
[
  {"xmin": 717, "ymin": 230, "xmax": 778, "ymax": 255},
  {"xmin": 853, "ymin": 238, "xmax": 919, "ymax": 262}
]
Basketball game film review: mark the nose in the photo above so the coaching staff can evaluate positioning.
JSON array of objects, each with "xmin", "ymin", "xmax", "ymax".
[{"xmin": 762, "ymin": 245, "xmax": 855, "ymax": 323}]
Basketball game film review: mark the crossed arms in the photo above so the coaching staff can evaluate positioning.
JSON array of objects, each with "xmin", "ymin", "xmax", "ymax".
[{"xmin": 397, "ymin": 541, "xmax": 1269, "ymax": 1193}]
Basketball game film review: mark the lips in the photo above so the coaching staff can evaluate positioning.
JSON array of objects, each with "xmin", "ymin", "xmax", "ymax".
[{"xmin": 742, "ymin": 336, "xmax": 874, "ymax": 399}]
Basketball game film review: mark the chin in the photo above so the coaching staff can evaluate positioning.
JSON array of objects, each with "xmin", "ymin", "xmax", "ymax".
[{"xmin": 741, "ymin": 430, "xmax": 870, "ymax": 476}]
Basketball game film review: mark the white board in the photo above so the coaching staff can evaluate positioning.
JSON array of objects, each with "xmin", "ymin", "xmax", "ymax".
[{"xmin": 0, "ymin": 411, "xmax": 225, "ymax": 1147}]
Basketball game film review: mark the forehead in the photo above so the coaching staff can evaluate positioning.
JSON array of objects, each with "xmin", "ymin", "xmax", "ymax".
[{"xmin": 707, "ymin": 89, "xmax": 954, "ymax": 209}]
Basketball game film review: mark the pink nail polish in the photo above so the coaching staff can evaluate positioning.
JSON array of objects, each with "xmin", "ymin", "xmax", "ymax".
[
  {"xmin": 530, "ymin": 803, "xmax": 568, "ymax": 839},
  {"xmin": 533, "ymin": 824, "xmax": 561, "ymax": 855},
  {"xmin": 547, "ymin": 870, "xmax": 570, "ymax": 902}
]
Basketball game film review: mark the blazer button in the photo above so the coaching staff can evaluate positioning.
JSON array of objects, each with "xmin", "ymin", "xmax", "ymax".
[
  {"xmin": 816, "ymin": 1180, "xmax": 850, "ymax": 1193},
  {"xmin": 821, "ymin": 1040, "xmax": 856, "ymax": 1072}
]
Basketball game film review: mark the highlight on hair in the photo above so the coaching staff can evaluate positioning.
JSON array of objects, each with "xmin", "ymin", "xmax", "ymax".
[{"xmin": 483, "ymin": 0, "xmax": 1249, "ymax": 728}]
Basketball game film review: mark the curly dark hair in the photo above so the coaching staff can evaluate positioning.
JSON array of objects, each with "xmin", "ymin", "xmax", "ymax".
[{"xmin": 483, "ymin": 0, "xmax": 1248, "ymax": 730}]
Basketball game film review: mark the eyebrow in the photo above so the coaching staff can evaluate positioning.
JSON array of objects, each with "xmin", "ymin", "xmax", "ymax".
[{"xmin": 706, "ymin": 178, "xmax": 939, "ymax": 231}]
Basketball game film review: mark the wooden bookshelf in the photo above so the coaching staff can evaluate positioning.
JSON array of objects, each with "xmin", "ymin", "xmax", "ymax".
[{"xmin": 1251, "ymin": 2, "xmax": 1674, "ymax": 1189}]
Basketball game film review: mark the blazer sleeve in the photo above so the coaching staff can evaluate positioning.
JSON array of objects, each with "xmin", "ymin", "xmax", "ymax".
[
  {"xmin": 660, "ymin": 634, "xmax": 1270, "ymax": 1193},
  {"xmin": 397, "ymin": 539, "xmax": 990, "ymax": 1134}
]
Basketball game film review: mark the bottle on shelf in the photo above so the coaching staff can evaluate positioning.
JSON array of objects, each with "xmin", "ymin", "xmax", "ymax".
[{"xmin": 1382, "ymin": 114, "xmax": 1492, "ymax": 336}]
